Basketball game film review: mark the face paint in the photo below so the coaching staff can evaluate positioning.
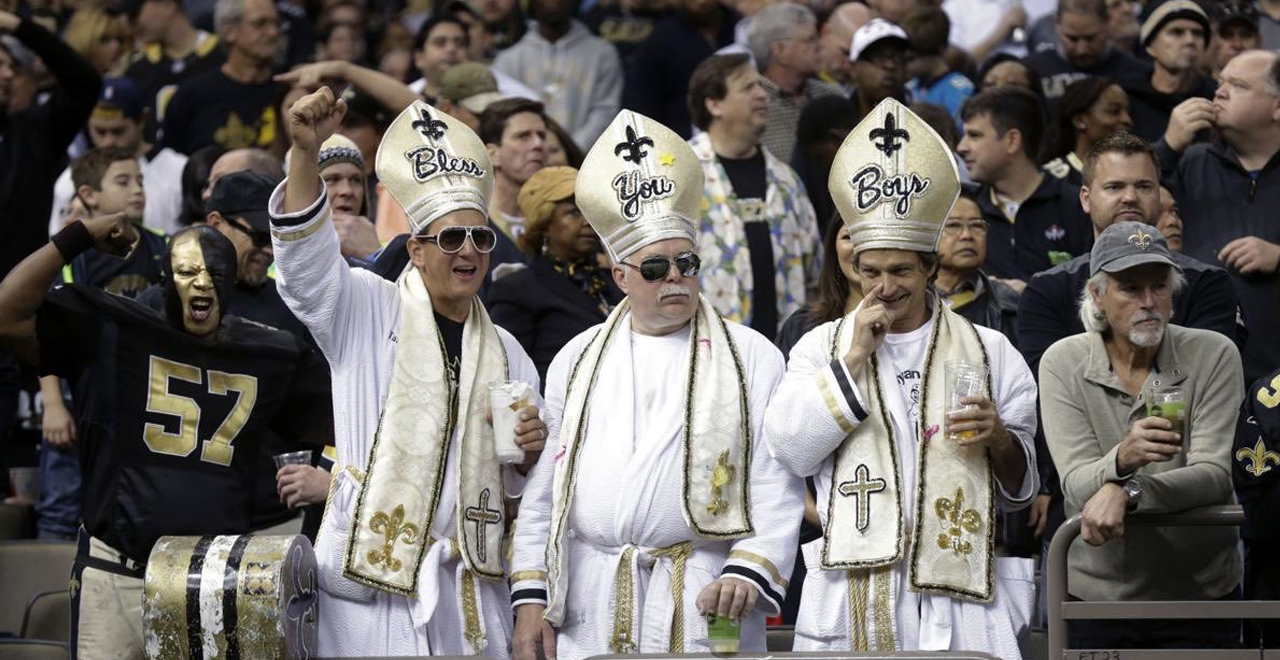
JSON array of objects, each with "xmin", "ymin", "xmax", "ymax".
[{"xmin": 163, "ymin": 226, "xmax": 237, "ymax": 337}]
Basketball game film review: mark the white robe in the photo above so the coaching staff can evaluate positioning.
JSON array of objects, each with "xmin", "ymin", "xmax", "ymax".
[
  {"xmin": 269, "ymin": 182, "xmax": 538, "ymax": 658},
  {"xmin": 765, "ymin": 309, "xmax": 1039, "ymax": 659},
  {"xmin": 511, "ymin": 315, "xmax": 803, "ymax": 660}
]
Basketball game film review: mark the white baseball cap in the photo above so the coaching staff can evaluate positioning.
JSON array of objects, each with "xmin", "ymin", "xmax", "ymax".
[{"xmin": 850, "ymin": 18, "xmax": 908, "ymax": 62}]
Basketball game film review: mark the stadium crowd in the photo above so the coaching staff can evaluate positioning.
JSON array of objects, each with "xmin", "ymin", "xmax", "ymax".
[{"xmin": 0, "ymin": 0, "xmax": 1279, "ymax": 657}]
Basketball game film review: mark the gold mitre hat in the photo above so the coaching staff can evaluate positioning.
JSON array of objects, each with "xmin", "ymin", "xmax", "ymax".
[
  {"xmin": 576, "ymin": 110, "xmax": 703, "ymax": 261},
  {"xmin": 375, "ymin": 100, "xmax": 494, "ymax": 234},
  {"xmin": 829, "ymin": 98, "xmax": 960, "ymax": 255}
]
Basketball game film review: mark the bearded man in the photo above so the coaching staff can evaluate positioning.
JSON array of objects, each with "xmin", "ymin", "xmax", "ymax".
[{"xmin": 1039, "ymin": 221, "xmax": 1245, "ymax": 649}]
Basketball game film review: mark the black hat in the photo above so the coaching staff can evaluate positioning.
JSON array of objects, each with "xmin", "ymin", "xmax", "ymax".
[
  {"xmin": 1140, "ymin": 0, "xmax": 1211, "ymax": 48},
  {"xmin": 207, "ymin": 171, "xmax": 275, "ymax": 233},
  {"xmin": 1213, "ymin": 0, "xmax": 1259, "ymax": 33}
]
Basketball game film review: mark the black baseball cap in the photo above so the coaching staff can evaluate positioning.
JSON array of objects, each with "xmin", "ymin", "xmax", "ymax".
[{"xmin": 207, "ymin": 171, "xmax": 275, "ymax": 233}]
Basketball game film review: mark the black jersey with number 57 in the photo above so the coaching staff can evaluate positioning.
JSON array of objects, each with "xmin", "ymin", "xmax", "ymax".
[{"xmin": 36, "ymin": 284, "xmax": 330, "ymax": 563}]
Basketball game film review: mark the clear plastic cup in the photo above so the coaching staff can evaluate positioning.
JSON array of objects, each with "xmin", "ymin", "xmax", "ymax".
[
  {"xmin": 1147, "ymin": 386, "xmax": 1187, "ymax": 437},
  {"xmin": 489, "ymin": 381, "xmax": 532, "ymax": 464},
  {"xmin": 273, "ymin": 450, "xmax": 312, "ymax": 471},
  {"xmin": 8, "ymin": 467, "xmax": 40, "ymax": 504},
  {"xmin": 704, "ymin": 613, "xmax": 740, "ymax": 653},
  {"xmin": 945, "ymin": 360, "xmax": 989, "ymax": 441}
]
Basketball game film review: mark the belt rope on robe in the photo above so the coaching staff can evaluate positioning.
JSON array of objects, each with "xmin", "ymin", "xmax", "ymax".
[
  {"xmin": 544, "ymin": 294, "xmax": 753, "ymax": 626},
  {"xmin": 608, "ymin": 541, "xmax": 694, "ymax": 654}
]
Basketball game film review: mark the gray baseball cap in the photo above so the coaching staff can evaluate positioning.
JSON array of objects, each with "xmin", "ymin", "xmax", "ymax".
[{"xmin": 1089, "ymin": 221, "xmax": 1180, "ymax": 277}]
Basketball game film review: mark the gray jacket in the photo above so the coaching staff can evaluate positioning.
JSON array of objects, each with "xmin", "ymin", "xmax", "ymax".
[{"xmin": 1039, "ymin": 324, "xmax": 1243, "ymax": 601}]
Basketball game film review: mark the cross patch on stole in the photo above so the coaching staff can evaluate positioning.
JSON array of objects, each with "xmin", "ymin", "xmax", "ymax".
[
  {"xmin": 465, "ymin": 488, "xmax": 502, "ymax": 563},
  {"xmin": 838, "ymin": 463, "xmax": 887, "ymax": 532}
]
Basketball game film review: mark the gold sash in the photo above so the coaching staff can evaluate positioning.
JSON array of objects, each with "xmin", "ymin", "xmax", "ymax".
[
  {"xmin": 542, "ymin": 295, "xmax": 753, "ymax": 625},
  {"xmin": 343, "ymin": 269, "xmax": 509, "ymax": 595},
  {"xmin": 824, "ymin": 302, "xmax": 996, "ymax": 604}
]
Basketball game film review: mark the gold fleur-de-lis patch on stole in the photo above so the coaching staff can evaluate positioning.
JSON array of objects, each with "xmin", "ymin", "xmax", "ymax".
[
  {"xmin": 707, "ymin": 450, "xmax": 735, "ymax": 515},
  {"xmin": 368, "ymin": 504, "xmax": 420, "ymax": 572},
  {"xmin": 1237, "ymin": 439, "xmax": 1280, "ymax": 477},
  {"xmin": 935, "ymin": 487, "xmax": 982, "ymax": 556}
]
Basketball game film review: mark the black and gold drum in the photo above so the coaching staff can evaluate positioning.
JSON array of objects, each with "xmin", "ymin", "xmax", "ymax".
[{"xmin": 143, "ymin": 534, "xmax": 318, "ymax": 660}]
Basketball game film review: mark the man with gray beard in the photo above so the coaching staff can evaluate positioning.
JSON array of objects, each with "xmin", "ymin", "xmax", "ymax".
[{"xmin": 1038, "ymin": 220, "xmax": 1245, "ymax": 649}]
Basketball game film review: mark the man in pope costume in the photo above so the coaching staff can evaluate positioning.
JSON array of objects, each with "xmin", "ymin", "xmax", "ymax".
[
  {"xmin": 764, "ymin": 99, "xmax": 1039, "ymax": 658},
  {"xmin": 269, "ymin": 88, "xmax": 548, "ymax": 656},
  {"xmin": 508, "ymin": 110, "xmax": 804, "ymax": 660}
]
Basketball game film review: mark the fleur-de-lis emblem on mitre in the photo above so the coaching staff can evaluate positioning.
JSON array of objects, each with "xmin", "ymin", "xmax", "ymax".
[
  {"xmin": 613, "ymin": 125, "xmax": 654, "ymax": 164},
  {"xmin": 1236, "ymin": 439, "xmax": 1280, "ymax": 477},
  {"xmin": 411, "ymin": 107, "xmax": 448, "ymax": 140},
  {"xmin": 869, "ymin": 113, "xmax": 910, "ymax": 156},
  {"xmin": 935, "ymin": 487, "xmax": 982, "ymax": 556},
  {"xmin": 367, "ymin": 503, "xmax": 420, "ymax": 572},
  {"xmin": 1128, "ymin": 230, "xmax": 1154, "ymax": 250}
]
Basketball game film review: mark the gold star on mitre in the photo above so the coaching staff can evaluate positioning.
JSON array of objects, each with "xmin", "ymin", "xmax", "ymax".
[{"xmin": 659, "ymin": 153, "xmax": 676, "ymax": 166}]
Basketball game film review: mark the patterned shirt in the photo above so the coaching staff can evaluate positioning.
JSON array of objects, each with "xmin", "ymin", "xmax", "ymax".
[{"xmin": 759, "ymin": 76, "xmax": 845, "ymax": 162}]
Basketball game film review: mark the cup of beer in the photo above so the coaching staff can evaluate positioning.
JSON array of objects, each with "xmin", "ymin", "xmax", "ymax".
[
  {"xmin": 945, "ymin": 360, "xmax": 989, "ymax": 442},
  {"xmin": 1147, "ymin": 386, "xmax": 1187, "ymax": 437},
  {"xmin": 489, "ymin": 381, "xmax": 532, "ymax": 464}
]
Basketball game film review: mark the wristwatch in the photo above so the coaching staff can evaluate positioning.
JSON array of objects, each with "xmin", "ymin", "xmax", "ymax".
[{"xmin": 1122, "ymin": 477, "xmax": 1143, "ymax": 512}]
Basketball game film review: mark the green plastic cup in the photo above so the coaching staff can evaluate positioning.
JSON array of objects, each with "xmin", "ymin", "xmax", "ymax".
[{"xmin": 706, "ymin": 613, "xmax": 740, "ymax": 653}]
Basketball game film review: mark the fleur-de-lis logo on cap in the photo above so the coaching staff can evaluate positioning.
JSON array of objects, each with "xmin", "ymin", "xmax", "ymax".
[
  {"xmin": 869, "ymin": 113, "xmax": 910, "ymax": 156},
  {"xmin": 1128, "ymin": 230, "xmax": 1154, "ymax": 250},
  {"xmin": 613, "ymin": 125, "xmax": 654, "ymax": 164},
  {"xmin": 411, "ymin": 107, "xmax": 448, "ymax": 140}
]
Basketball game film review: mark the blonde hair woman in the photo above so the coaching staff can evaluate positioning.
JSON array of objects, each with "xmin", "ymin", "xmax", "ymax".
[{"xmin": 63, "ymin": 8, "xmax": 132, "ymax": 75}]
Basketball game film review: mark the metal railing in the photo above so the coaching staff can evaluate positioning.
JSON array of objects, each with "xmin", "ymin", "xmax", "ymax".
[{"xmin": 1046, "ymin": 505, "xmax": 1280, "ymax": 659}]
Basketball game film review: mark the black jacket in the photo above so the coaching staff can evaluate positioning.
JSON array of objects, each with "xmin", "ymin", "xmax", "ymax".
[
  {"xmin": 622, "ymin": 9, "xmax": 737, "ymax": 139},
  {"xmin": 1156, "ymin": 138, "xmax": 1280, "ymax": 384},
  {"xmin": 487, "ymin": 255, "xmax": 623, "ymax": 384},
  {"xmin": 0, "ymin": 20, "xmax": 101, "ymax": 278},
  {"xmin": 974, "ymin": 175, "xmax": 1094, "ymax": 281},
  {"xmin": 1023, "ymin": 48, "xmax": 1144, "ymax": 114},
  {"xmin": 1016, "ymin": 249, "xmax": 1243, "ymax": 539},
  {"xmin": 1121, "ymin": 68, "xmax": 1217, "ymax": 144},
  {"xmin": 946, "ymin": 270, "xmax": 1021, "ymax": 346}
]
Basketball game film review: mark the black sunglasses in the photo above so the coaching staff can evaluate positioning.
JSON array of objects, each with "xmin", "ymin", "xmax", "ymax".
[
  {"xmin": 226, "ymin": 217, "xmax": 271, "ymax": 248},
  {"xmin": 620, "ymin": 251, "xmax": 701, "ymax": 282},
  {"xmin": 418, "ymin": 225, "xmax": 497, "ymax": 254}
]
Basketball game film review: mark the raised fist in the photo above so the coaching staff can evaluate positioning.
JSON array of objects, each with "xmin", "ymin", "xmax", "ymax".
[{"xmin": 287, "ymin": 87, "xmax": 347, "ymax": 154}]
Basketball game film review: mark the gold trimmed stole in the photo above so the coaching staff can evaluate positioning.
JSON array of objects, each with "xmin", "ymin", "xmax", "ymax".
[
  {"xmin": 344, "ymin": 268, "xmax": 509, "ymax": 595},
  {"xmin": 542, "ymin": 295, "xmax": 753, "ymax": 626},
  {"xmin": 823, "ymin": 302, "xmax": 996, "ymax": 612}
]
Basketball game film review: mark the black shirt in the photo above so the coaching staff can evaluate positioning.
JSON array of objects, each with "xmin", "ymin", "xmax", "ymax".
[
  {"xmin": 123, "ymin": 34, "xmax": 225, "ymax": 143},
  {"xmin": 36, "ymin": 285, "xmax": 328, "ymax": 561},
  {"xmin": 160, "ymin": 68, "xmax": 284, "ymax": 154},
  {"xmin": 0, "ymin": 20, "xmax": 101, "ymax": 279},
  {"xmin": 59, "ymin": 223, "xmax": 167, "ymax": 297},
  {"xmin": 1022, "ymin": 48, "xmax": 1145, "ymax": 116},
  {"xmin": 436, "ymin": 311, "xmax": 463, "ymax": 387},
  {"xmin": 974, "ymin": 175, "xmax": 1094, "ymax": 281},
  {"xmin": 1122, "ymin": 70, "xmax": 1216, "ymax": 143},
  {"xmin": 622, "ymin": 9, "xmax": 738, "ymax": 138},
  {"xmin": 718, "ymin": 150, "xmax": 778, "ymax": 340}
]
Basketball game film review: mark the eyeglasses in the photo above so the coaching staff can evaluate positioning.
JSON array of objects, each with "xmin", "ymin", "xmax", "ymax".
[
  {"xmin": 620, "ymin": 251, "xmax": 701, "ymax": 282},
  {"xmin": 942, "ymin": 220, "xmax": 989, "ymax": 236},
  {"xmin": 418, "ymin": 225, "xmax": 497, "ymax": 254},
  {"xmin": 226, "ymin": 218, "xmax": 272, "ymax": 247}
]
